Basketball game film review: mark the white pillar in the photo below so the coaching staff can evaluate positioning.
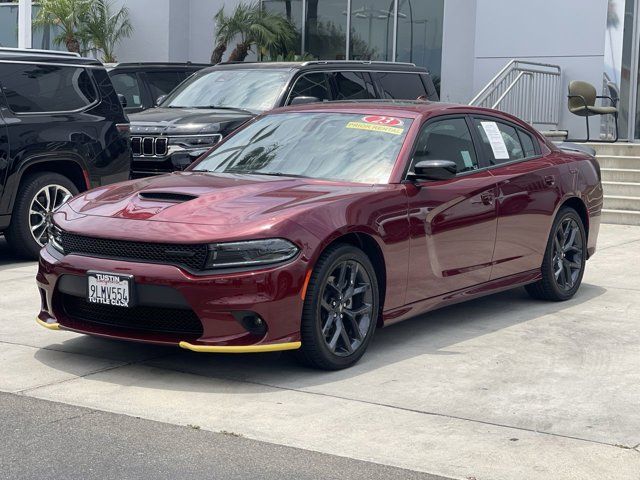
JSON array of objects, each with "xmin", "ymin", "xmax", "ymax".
[{"xmin": 18, "ymin": 0, "xmax": 32, "ymax": 49}]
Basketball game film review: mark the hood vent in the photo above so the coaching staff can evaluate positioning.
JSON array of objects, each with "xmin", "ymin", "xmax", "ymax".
[{"xmin": 138, "ymin": 192, "xmax": 199, "ymax": 203}]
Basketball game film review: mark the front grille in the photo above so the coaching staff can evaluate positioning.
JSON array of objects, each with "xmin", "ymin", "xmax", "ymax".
[
  {"xmin": 61, "ymin": 232, "xmax": 209, "ymax": 271},
  {"xmin": 132, "ymin": 136, "xmax": 168, "ymax": 156},
  {"xmin": 61, "ymin": 293, "xmax": 203, "ymax": 336}
]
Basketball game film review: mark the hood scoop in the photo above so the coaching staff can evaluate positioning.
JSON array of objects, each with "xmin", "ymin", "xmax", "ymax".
[{"xmin": 138, "ymin": 191, "xmax": 199, "ymax": 203}]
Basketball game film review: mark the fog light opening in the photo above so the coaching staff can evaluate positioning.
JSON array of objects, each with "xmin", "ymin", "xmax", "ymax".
[{"xmin": 233, "ymin": 311, "xmax": 268, "ymax": 337}]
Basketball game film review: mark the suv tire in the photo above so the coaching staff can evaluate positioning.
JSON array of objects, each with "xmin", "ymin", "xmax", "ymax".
[{"xmin": 6, "ymin": 172, "xmax": 78, "ymax": 259}]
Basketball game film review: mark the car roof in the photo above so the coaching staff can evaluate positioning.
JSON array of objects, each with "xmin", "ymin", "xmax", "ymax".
[
  {"xmin": 106, "ymin": 62, "xmax": 210, "ymax": 71},
  {"xmin": 211, "ymin": 60, "xmax": 429, "ymax": 73},
  {"xmin": 0, "ymin": 48, "xmax": 101, "ymax": 66},
  {"xmin": 267, "ymin": 100, "xmax": 536, "ymax": 127}
]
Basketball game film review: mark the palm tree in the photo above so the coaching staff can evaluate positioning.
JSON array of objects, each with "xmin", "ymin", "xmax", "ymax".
[
  {"xmin": 84, "ymin": 0, "xmax": 132, "ymax": 63},
  {"xmin": 211, "ymin": 2, "xmax": 296, "ymax": 63},
  {"xmin": 33, "ymin": 0, "xmax": 92, "ymax": 53}
]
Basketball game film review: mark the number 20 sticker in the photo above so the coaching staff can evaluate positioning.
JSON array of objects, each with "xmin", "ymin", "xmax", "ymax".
[{"xmin": 362, "ymin": 115, "xmax": 404, "ymax": 127}]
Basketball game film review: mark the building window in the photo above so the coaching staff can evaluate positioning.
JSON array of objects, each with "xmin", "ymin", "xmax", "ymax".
[
  {"xmin": 350, "ymin": 0, "xmax": 394, "ymax": 61},
  {"xmin": 395, "ymin": 0, "xmax": 444, "ymax": 78},
  {"xmin": 262, "ymin": 0, "xmax": 304, "ymax": 56},
  {"xmin": 305, "ymin": 0, "xmax": 348, "ymax": 60}
]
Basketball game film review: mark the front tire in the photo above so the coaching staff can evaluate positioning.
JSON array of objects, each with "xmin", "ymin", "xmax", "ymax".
[
  {"xmin": 525, "ymin": 207, "xmax": 587, "ymax": 301},
  {"xmin": 6, "ymin": 172, "xmax": 77, "ymax": 259},
  {"xmin": 296, "ymin": 244, "xmax": 379, "ymax": 370}
]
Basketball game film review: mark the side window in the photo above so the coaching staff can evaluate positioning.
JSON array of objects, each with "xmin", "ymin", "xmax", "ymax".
[
  {"xmin": 473, "ymin": 119, "xmax": 525, "ymax": 165},
  {"xmin": 374, "ymin": 72, "xmax": 427, "ymax": 100},
  {"xmin": 144, "ymin": 71, "xmax": 184, "ymax": 100},
  {"xmin": 110, "ymin": 73, "xmax": 143, "ymax": 109},
  {"xmin": 333, "ymin": 71, "xmax": 375, "ymax": 100},
  {"xmin": 288, "ymin": 72, "xmax": 332, "ymax": 103},
  {"xmin": 518, "ymin": 130, "xmax": 537, "ymax": 158},
  {"xmin": 0, "ymin": 64, "xmax": 97, "ymax": 113},
  {"xmin": 413, "ymin": 118, "xmax": 479, "ymax": 174}
]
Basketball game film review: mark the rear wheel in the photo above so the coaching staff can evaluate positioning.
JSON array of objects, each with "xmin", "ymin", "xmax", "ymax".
[
  {"xmin": 296, "ymin": 244, "xmax": 379, "ymax": 370},
  {"xmin": 6, "ymin": 172, "xmax": 77, "ymax": 259},
  {"xmin": 525, "ymin": 207, "xmax": 586, "ymax": 301}
]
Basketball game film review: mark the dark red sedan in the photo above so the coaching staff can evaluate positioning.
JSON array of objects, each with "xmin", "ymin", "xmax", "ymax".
[{"xmin": 36, "ymin": 102, "xmax": 602, "ymax": 369}]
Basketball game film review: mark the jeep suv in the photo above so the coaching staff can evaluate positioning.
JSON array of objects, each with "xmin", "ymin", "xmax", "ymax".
[
  {"xmin": 106, "ymin": 62, "xmax": 209, "ymax": 114},
  {"xmin": 0, "ymin": 48, "xmax": 131, "ymax": 258},
  {"xmin": 129, "ymin": 60, "xmax": 438, "ymax": 178}
]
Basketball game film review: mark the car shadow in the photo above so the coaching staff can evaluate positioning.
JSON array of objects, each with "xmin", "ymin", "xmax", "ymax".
[
  {"xmin": 33, "ymin": 282, "xmax": 607, "ymax": 393},
  {"xmin": 0, "ymin": 236, "xmax": 33, "ymax": 270}
]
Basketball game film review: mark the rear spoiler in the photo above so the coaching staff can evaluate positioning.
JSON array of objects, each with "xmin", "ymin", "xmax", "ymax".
[{"xmin": 554, "ymin": 142, "xmax": 596, "ymax": 157}]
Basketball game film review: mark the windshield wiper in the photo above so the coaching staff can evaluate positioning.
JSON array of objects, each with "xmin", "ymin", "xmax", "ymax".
[
  {"xmin": 231, "ymin": 171, "xmax": 310, "ymax": 179},
  {"xmin": 189, "ymin": 105, "xmax": 256, "ymax": 115}
]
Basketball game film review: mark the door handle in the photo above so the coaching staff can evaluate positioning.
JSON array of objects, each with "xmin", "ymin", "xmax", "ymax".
[
  {"xmin": 544, "ymin": 175, "xmax": 556, "ymax": 186},
  {"xmin": 472, "ymin": 192, "xmax": 494, "ymax": 206}
]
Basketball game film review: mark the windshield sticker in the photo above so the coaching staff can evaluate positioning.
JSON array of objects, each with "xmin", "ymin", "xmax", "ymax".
[
  {"xmin": 347, "ymin": 116, "xmax": 405, "ymax": 135},
  {"xmin": 361, "ymin": 115, "xmax": 404, "ymax": 127},
  {"xmin": 480, "ymin": 121, "xmax": 510, "ymax": 159}
]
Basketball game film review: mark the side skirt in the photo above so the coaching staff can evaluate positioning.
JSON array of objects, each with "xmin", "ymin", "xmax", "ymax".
[{"xmin": 382, "ymin": 269, "xmax": 542, "ymax": 326}]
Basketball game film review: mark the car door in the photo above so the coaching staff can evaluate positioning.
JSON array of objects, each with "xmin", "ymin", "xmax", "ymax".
[
  {"xmin": 404, "ymin": 115, "xmax": 498, "ymax": 303},
  {"xmin": 469, "ymin": 116, "xmax": 561, "ymax": 279}
]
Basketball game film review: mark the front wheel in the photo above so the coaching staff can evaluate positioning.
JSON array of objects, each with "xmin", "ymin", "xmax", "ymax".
[
  {"xmin": 525, "ymin": 207, "xmax": 587, "ymax": 301},
  {"xmin": 296, "ymin": 244, "xmax": 379, "ymax": 370}
]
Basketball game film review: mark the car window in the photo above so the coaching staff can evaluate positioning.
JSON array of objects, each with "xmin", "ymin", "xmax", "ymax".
[
  {"xmin": 110, "ymin": 72, "xmax": 143, "ymax": 109},
  {"xmin": 333, "ymin": 72, "xmax": 375, "ymax": 100},
  {"xmin": 0, "ymin": 63, "xmax": 97, "ymax": 113},
  {"xmin": 413, "ymin": 118, "xmax": 479, "ymax": 174},
  {"xmin": 145, "ymin": 71, "xmax": 185, "ymax": 101},
  {"xmin": 194, "ymin": 112, "xmax": 412, "ymax": 184},
  {"xmin": 518, "ymin": 129, "xmax": 537, "ymax": 158},
  {"xmin": 374, "ymin": 72, "xmax": 427, "ymax": 100},
  {"xmin": 288, "ymin": 72, "xmax": 331, "ymax": 103},
  {"xmin": 473, "ymin": 119, "xmax": 526, "ymax": 165}
]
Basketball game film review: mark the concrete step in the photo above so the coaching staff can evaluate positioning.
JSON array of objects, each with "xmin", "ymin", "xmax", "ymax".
[
  {"xmin": 602, "ymin": 181, "xmax": 640, "ymax": 197},
  {"xmin": 581, "ymin": 142, "xmax": 640, "ymax": 157},
  {"xmin": 602, "ymin": 209, "xmax": 640, "ymax": 225},
  {"xmin": 603, "ymin": 195, "xmax": 640, "ymax": 211},
  {"xmin": 601, "ymin": 168, "xmax": 640, "ymax": 182},
  {"xmin": 596, "ymin": 155, "xmax": 640, "ymax": 169}
]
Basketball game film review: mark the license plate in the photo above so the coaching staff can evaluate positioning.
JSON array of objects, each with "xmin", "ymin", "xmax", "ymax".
[{"xmin": 87, "ymin": 271, "xmax": 132, "ymax": 307}]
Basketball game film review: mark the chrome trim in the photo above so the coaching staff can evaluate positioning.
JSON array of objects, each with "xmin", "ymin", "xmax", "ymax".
[
  {"xmin": 300, "ymin": 60, "xmax": 416, "ymax": 67},
  {"xmin": 0, "ymin": 47, "xmax": 80, "ymax": 57}
]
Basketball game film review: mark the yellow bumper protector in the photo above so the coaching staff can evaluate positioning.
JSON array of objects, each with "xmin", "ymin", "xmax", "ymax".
[
  {"xmin": 179, "ymin": 341, "xmax": 301, "ymax": 353},
  {"xmin": 36, "ymin": 317, "xmax": 60, "ymax": 330}
]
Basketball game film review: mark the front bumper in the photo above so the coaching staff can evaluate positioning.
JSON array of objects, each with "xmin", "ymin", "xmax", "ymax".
[{"xmin": 36, "ymin": 245, "xmax": 307, "ymax": 352}]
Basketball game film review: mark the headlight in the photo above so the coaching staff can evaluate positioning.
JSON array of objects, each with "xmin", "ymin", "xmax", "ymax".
[
  {"xmin": 48, "ymin": 224, "xmax": 64, "ymax": 254},
  {"xmin": 205, "ymin": 239, "xmax": 299, "ymax": 269},
  {"xmin": 168, "ymin": 134, "xmax": 222, "ymax": 149}
]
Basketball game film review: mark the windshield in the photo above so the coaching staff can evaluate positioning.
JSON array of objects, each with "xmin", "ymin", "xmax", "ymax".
[
  {"xmin": 193, "ymin": 112, "xmax": 412, "ymax": 184},
  {"xmin": 161, "ymin": 69, "xmax": 291, "ymax": 112}
]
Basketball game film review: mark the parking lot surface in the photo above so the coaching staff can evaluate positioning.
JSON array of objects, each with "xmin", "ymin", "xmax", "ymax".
[{"xmin": 1, "ymin": 224, "xmax": 640, "ymax": 480}]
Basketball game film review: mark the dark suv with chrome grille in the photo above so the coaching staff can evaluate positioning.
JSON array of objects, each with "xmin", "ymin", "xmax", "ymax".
[
  {"xmin": 0, "ymin": 48, "xmax": 131, "ymax": 258},
  {"xmin": 128, "ymin": 60, "xmax": 438, "ymax": 178}
]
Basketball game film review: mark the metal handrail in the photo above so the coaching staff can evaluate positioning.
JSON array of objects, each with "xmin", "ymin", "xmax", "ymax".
[{"xmin": 470, "ymin": 60, "xmax": 561, "ymax": 129}]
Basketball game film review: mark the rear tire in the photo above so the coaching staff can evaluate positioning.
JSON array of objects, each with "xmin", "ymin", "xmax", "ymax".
[
  {"xmin": 5, "ymin": 172, "xmax": 78, "ymax": 259},
  {"xmin": 295, "ymin": 244, "xmax": 379, "ymax": 370},
  {"xmin": 525, "ymin": 207, "xmax": 587, "ymax": 301}
]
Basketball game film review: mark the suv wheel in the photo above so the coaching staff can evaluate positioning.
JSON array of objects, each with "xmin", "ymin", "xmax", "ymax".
[{"xmin": 6, "ymin": 172, "xmax": 78, "ymax": 259}]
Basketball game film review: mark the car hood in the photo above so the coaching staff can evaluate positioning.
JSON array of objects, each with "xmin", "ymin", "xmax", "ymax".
[
  {"xmin": 60, "ymin": 172, "xmax": 383, "ymax": 234},
  {"xmin": 129, "ymin": 107, "xmax": 254, "ymax": 135}
]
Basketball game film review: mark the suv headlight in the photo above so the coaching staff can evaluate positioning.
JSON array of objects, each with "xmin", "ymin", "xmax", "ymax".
[
  {"xmin": 168, "ymin": 135, "xmax": 222, "ymax": 149},
  {"xmin": 48, "ymin": 224, "xmax": 64, "ymax": 254},
  {"xmin": 205, "ymin": 239, "xmax": 299, "ymax": 269}
]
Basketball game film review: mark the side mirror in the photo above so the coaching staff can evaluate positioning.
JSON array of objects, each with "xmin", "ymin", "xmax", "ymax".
[
  {"xmin": 409, "ymin": 160, "xmax": 457, "ymax": 181},
  {"xmin": 155, "ymin": 94, "xmax": 167, "ymax": 106},
  {"xmin": 289, "ymin": 96, "xmax": 320, "ymax": 106},
  {"xmin": 117, "ymin": 93, "xmax": 127, "ymax": 108}
]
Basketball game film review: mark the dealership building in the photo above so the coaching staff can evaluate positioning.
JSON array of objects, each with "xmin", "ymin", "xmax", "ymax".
[{"xmin": 2, "ymin": 0, "xmax": 639, "ymax": 139}]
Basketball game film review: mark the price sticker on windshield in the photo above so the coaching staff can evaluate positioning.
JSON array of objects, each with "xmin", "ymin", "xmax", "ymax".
[{"xmin": 346, "ymin": 116, "xmax": 405, "ymax": 135}]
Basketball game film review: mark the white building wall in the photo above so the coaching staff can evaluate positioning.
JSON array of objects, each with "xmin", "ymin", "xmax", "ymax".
[{"xmin": 442, "ymin": 0, "xmax": 609, "ymax": 136}]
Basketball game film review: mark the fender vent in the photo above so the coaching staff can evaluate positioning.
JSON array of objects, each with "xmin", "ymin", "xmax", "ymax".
[{"xmin": 138, "ymin": 192, "xmax": 198, "ymax": 203}]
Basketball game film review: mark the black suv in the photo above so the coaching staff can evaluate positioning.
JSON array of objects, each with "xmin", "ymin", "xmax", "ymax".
[
  {"xmin": 106, "ymin": 62, "xmax": 209, "ymax": 114},
  {"xmin": 129, "ymin": 61, "xmax": 438, "ymax": 178},
  {"xmin": 0, "ymin": 48, "xmax": 131, "ymax": 258}
]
